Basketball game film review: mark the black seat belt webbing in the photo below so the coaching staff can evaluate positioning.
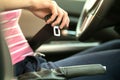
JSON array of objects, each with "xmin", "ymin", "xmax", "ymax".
[{"xmin": 29, "ymin": 24, "xmax": 54, "ymax": 51}]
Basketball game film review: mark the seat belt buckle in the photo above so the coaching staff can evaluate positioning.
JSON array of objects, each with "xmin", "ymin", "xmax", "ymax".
[{"xmin": 53, "ymin": 26, "xmax": 61, "ymax": 37}]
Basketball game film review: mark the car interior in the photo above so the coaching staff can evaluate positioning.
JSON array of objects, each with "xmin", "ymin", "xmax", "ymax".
[
  {"xmin": 28, "ymin": 0, "xmax": 120, "ymax": 61},
  {"xmin": 0, "ymin": 0, "xmax": 120, "ymax": 80}
]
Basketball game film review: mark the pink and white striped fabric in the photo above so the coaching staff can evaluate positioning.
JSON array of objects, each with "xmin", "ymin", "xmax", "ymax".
[{"xmin": 0, "ymin": 9, "xmax": 34, "ymax": 65}]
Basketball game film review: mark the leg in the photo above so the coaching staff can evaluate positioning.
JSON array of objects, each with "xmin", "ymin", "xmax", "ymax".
[
  {"xmin": 54, "ymin": 49, "xmax": 120, "ymax": 80},
  {"xmin": 52, "ymin": 40, "xmax": 120, "ymax": 80},
  {"xmin": 73, "ymin": 39, "xmax": 120, "ymax": 56},
  {"xmin": 39, "ymin": 39, "xmax": 120, "ymax": 80}
]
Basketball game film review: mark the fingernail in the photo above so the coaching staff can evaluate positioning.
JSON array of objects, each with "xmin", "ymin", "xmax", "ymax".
[
  {"xmin": 60, "ymin": 26, "xmax": 63, "ymax": 29},
  {"xmin": 67, "ymin": 24, "xmax": 69, "ymax": 27},
  {"xmin": 47, "ymin": 21, "xmax": 50, "ymax": 24},
  {"xmin": 52, "ymin": 23, "xmax": 54, "ymax": 26},
  {"xmin": 51, "ymin": 24, "xmax": 54, "ymax": 27}
]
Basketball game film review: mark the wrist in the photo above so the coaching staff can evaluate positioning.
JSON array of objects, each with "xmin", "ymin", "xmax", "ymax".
[
  {"xmin": 26, "ymin": 0, "xmax": 41, "ymax": 10},
  {"xmin": 22, "ymin": 0, "xmax": 33, "ymax": 10}
]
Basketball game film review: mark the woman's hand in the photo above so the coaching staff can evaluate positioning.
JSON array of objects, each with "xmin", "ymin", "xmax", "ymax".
[{"xmin": 27, "ymin": 0, "xmax": 70, "ymax": 29}]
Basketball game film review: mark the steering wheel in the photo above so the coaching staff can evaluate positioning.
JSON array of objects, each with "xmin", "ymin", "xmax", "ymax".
[{"xmin": 76, "ymin": 0, "xmax": 115, "ymax": 41}]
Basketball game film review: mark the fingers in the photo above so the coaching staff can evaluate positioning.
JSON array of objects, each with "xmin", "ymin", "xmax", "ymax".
[
  {"xmin": 46, "ymin": 2, "xmax": 58, "ymax": 24},
  {"xmin": 58, "ymin": 9, "xmax": 70, "ymax": 29},
  {"xmin": 51, "ymin": 8, "xmax": 63, "ymax": 27},
  {"xmin": 46, "ymin": 1, "xmax": 70, "ymax": 29}
]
